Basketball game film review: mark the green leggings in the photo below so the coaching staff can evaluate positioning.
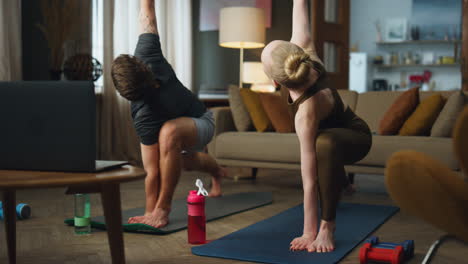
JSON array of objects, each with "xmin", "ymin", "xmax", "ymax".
[{"xmin": 315, "ymin": 116, "xmax": 372, "ymax": 221}]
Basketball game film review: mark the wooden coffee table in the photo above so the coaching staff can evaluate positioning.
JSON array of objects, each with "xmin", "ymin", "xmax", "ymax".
[{"xmin": 0, "ymin": 165, "xmax": 146, "ymax": 264}]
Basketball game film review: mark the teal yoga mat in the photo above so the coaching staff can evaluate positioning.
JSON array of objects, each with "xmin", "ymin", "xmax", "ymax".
[
  {"xmin": 192, "ymin": 203, "xmax": 399, "ymax": 264},
  {"xmin": 65, "ymin": 192, "xmax": 273, "ymax": 234}
]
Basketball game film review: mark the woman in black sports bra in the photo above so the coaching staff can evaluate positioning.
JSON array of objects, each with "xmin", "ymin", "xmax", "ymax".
[{"xmin": 261, "ymin": 0, "xmax": 371, "ymax": 253}]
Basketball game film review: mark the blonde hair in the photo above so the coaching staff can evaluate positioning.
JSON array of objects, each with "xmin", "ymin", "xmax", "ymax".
[{"xmin": 265, "ymin": 41, "xmax": 314, "ymax": 89}]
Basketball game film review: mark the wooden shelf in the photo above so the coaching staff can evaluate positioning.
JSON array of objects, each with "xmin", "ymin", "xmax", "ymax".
[
  {"xmin": 376, "ymin": 63, "xmax": 460, "ymax": 68},
  {"xmin": 376, "ymin": 40, "xmax": 461, "ymax": 45}
]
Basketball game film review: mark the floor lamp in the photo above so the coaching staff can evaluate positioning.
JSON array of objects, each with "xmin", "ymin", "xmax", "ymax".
[
  {"xmin": 219, "ymin": 7, "xmax": 266, "ymax": 88},
  {"xmin": 243, "ymin": 61, "xmax": 275, "ymax": 93}
]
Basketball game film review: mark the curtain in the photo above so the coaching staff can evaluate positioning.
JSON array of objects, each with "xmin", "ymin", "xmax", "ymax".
[
  {"xmin": 156, "ymin": 0, "xmax": 193, "ymax": 90},
  {"xmin": 99, "ymin": 0, "xmax": 193, "ymax": 163},
  {"xmin": 64, "ymin": 1, "xmax": 92, "ymax": 62},
  {"xmin": 0, "ymin": 1, "xmax": 22, "ymax": 81},
  {"xmin": 99, "ymin": 0, "xmax": 140, "ymax": 163}
]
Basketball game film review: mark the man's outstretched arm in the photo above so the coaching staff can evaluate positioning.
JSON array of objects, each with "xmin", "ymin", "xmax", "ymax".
[{"xmin": 139, "ymin": 0, "xmax": 158, "ymax": 35}]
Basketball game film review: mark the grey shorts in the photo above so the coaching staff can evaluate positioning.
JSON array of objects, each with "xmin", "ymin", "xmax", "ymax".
[{"xmin": 185, "ymin": 110, "xmax": 215, "ymax": 153}]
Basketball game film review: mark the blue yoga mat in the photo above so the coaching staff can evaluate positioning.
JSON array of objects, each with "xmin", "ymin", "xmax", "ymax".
[{"xmin": 192, "ymin": 203, "xmax": 399, "ymax": 264}]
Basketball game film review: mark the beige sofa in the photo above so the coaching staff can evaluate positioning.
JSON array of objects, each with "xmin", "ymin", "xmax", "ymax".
[{"xmin": 208, "ymin": 90, "xmax": 464, "ymax": 177}]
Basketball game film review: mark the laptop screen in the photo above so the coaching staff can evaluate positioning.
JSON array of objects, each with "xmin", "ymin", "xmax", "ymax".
[{"xmin": 0, "ymin": 81, "xmax": 96, "ymax": 172}]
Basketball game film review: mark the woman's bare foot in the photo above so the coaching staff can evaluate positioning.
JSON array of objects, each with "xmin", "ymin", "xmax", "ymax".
[
  {"xmin": 209, "ymin": 167, "xmax": 227, "ymax": 197},
  {"xmin": 307, "ymin": 220, "xmax": 335, "ymax": 253},
  {"xmin": 290, "ymin": 233, "xmax": 316, "ymax": 251},
  {"xmin": 130, "ymin": 208, "xmax": 170, "ymax": 228}
]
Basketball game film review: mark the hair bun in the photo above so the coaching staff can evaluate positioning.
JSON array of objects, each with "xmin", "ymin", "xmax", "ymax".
[{"xmin": 284, "ymin": 53, "xmax": 311, "ymax": 84}]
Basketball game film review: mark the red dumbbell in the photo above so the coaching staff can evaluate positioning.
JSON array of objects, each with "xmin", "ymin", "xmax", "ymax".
[{"xmin": 360, "ymin": 242, "xmax": 404, "ymax": 264}]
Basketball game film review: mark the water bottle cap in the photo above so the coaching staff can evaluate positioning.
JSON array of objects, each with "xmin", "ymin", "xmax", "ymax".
[
  {"xmin": 195, "ymin": 179, "xmax": 209, "ymax": 196},
  {"xmin": 187, "ymin": 190, "xmax": 205, "ymax": 204}
]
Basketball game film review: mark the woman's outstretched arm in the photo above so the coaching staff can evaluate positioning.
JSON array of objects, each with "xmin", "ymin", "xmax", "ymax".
[
  {"xmin": 139, "ymin": 0, "xmax": 158, "ymax": 35},
  {"xmin": 295, "ymin": 98, "xmax": 320, "ymax": 237},
  {"xmin": 290, "ymin": 0, "xmax": 314, "ymax": 51},
  {"xmin": 291, "ymin": 0, "xmax": 323, "ymax": 64}
]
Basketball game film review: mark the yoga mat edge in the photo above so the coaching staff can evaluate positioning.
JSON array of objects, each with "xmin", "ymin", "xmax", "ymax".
[
  {"xmin": 65, "ymin": 192, "xmax": 273, "ymax": 235},
  {"xmin": 192, "ymin": 202, "xmax": 399, "ymax": 264}
]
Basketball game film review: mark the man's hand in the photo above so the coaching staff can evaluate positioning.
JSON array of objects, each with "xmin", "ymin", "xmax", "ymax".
[{"xmin": 139, "ymin": 0, "xmax": 158, "ymax": 34}]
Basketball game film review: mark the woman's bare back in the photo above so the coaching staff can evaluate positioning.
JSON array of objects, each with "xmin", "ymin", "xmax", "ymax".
[{"xmin": 292, "ymin": 87, "xmax": 335, "ymax": 123}]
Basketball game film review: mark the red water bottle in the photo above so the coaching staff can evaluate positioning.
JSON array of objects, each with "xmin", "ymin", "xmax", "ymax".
[{"xmin": 187, "ymin": 189, "xmax": 206, "ymax": 244}]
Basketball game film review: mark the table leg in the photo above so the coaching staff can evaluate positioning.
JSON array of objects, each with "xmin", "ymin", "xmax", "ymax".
[
  {"xmin": 100, "ymin": 183, "xmax": 125, "ymax": 264},
  {"xmin": 3, "ymin": 190, "xmax": 16, "ymax": 264}
]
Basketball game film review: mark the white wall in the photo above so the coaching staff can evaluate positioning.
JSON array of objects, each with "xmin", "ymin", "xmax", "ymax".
[{"xmin": 350, "ymin": 0, "xmax": 462, "ymax": 91}]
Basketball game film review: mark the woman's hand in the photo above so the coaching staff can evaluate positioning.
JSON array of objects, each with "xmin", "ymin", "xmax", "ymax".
[{"xmin": 290, "ymin": 232, "xmax": 316, "ymax": 251}]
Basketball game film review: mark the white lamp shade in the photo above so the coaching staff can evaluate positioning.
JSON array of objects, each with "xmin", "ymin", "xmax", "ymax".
[
  {"xmin": 251, "ymin": 84, "xmax": 276, "ymax": 93},
  {"xmin": 243, "ymin": 61, "xmax": 270, "ymax": 84},
  {"xmin": 219, "ymin": 7, "xmax": 266, "ymax": 49}
]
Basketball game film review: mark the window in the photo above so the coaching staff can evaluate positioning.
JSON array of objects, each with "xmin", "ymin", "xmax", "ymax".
[{"xmin": 92, "ymin": 0, "xmax": 104, "ymax": 92}]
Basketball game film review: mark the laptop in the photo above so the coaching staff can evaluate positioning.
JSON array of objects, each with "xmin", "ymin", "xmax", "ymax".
[{"xmin": 0, "ymin": 81, "xmax": 129, "ymax": 172}]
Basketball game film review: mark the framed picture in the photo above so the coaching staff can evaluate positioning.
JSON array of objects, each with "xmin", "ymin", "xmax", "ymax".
[
  {"xmin": 411, "ymin": 0, "xmax": 462, "ymax": 40},
  {"xmin": 385, "ymin": 18, "xmax": 407, "ymax": 42}
]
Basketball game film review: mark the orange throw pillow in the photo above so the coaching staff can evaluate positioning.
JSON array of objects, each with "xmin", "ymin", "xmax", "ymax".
[
  {"xmin": 378, "ymin": 87, "xmax": 420, "ymax": 135},
  {"xmin": 259, "ymin": 92, "xmax": 294, "ymax": 133},
  {"xmin": 399, "ymin": 94, "xmax": 446, "ymax": 136},
  {"xmin": 239, "ymin": 88, "xmax": 272, "ymax": 132}
]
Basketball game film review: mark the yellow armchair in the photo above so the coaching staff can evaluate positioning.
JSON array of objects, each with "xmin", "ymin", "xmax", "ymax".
[{"xmin": 385, "ymin": 106, "xmax": 468, "ymax": 262}]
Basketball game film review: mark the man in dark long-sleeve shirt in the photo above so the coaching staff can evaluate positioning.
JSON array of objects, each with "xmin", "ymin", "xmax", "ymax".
[{"xmin": 111, "ymin": 0, "xmax": 226, "ymax": 228}]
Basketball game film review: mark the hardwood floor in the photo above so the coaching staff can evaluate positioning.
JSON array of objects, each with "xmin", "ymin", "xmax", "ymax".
[{"xmin": 1, "ymin": 169, "xmax": 466, "ymax": 263}]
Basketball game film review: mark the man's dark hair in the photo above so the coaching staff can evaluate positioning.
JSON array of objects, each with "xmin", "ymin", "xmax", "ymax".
[{"xmin": 111, "ymin": 54, "xmax": 158, "ymax": 101}]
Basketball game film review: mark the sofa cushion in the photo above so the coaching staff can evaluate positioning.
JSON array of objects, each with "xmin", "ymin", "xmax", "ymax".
[
  {"xmin": 378, "ymin": 87, "xmax": 420, "ymax": 135},
  {"xmin": 420, "ymin": 91, "xmax": 454, "ymax": 101},
  {"xmin": 259, "ymin": 92, "xmax": 294, "ymax": 133},
  {"xmin": 357, "ymin": 135, "xmax": 457, "ymax": 170},
  {"xmin": 399, "ymin": 94, "xmax": 445, "ymax": 136},
  {"xmin": 337, "ymin": 90, "xmax": 358, "ymax": 111},
  {"xmin": 355, "ymin": 92, "xmax": 404, "ymax": 133},
  {"xmin": 431, "ymin": 90, "xmax": 466, "ymax": 137},
  {"xmin": 239, "ymin": 88, "xmax": 272, "ymax": 132},
  {"xmin": 355, "ymin": 90, "xmax": 455, "ymax": 133},
  {"xmin": 216, "ymin": 133, "xmax": 457, "ymax": 170},
  {"xmin": 228, "ymin": 85, "xmax": 253, "ymax": 132},
  {"xmin": 215, "ymin": 132, "xmax": 300, "ymax": 163}
]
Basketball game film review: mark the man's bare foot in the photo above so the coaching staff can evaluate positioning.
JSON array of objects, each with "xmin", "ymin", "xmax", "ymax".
[
  {"xmin": 128, "ymin": 215, "xmax": 145, "ymax": 224},
  {"xmin": 209, "ymin": 167, "xmax": 227, "ymax": 197},
  {"xmin": 307, "ymin": 220, "xmax": 335, "ymax": 253},
  {"xmin": 290, "ymin": 233, "xmax": 316, "ymax": 251},
  {"xmin": 130, "ymin": 208, "xmax": 170, "ymax": 228},
  {"xmin": 128, "ymin": 212, "xmax": 152, "ymax": 224}
]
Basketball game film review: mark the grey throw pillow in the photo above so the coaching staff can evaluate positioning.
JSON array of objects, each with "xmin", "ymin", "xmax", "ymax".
[
  {"xmin": 228, "ymin": 85, "xmax": 253, "ymax": 131},
  {"xmin": 430, "ymin": 91, "xmax": 465, "ymax": 137}
]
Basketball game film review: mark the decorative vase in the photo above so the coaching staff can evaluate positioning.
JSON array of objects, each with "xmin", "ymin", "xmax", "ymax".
[{"xmin": 376, "ymin": 32, "xmax": 383, "ymax": 42}]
